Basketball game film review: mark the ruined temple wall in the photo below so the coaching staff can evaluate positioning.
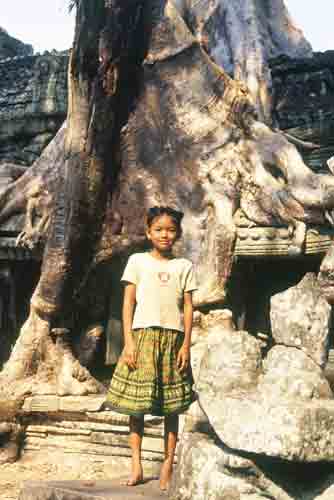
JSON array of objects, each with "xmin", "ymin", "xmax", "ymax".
[
  {"xmin": 271, "ymin": 51, "xmax": 334, "ymax": 171},
  {"xmin": 0, "ymin": 27, "xmax": 33, "ymax": 60},
  {"xmin": 0, "ymin": 53, "xmax": 68, "ymax": 165},
  {"xmin": 21, "ymin": 404, "xmax": 167, "ymax": 477}
]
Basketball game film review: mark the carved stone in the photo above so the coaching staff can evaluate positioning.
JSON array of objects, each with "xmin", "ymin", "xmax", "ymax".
[
  {"xmin": 0, "ymin": 27, "xmax": 32, "ymax": 59},
  {"xmin": 271, "ymin": 52, "xmax": 334, "ymax": 172},
  {"xmin": 235, "ymin": 225, "xmax": 334, "ymax": 257},
  {"xmin": 0, "ymin": 53, "xmax": 67, "ymax": 165}
]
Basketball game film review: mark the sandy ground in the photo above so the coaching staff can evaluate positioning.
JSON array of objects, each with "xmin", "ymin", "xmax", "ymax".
[
  {"xmin": 0, "ymin": 459, "xmax": 111, "ymax": 500},
  {"xmin": 0, "ymin": 458, "xmax": 166, "ymax": 500}
]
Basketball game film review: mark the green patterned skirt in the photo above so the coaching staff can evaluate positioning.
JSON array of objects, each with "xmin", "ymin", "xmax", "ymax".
[{"xmin": 106, "ymin": 328, "xmax": 196, "ymax": 417}]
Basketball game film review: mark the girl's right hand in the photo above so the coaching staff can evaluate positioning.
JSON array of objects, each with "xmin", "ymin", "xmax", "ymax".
[{"xmin": 122, "ymin": 340, "xmax": 137, "ymax": 370}]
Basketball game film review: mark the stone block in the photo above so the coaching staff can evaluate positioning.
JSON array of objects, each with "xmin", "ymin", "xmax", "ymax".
[
  {"xmin": 171, "ymin": 429, "xmax": 334, "ymax": 500},
  {"xmin": 19, "ymin": 480, "xmax": 164, "ymax": 500},
  {"xmin": 270, "ymin": 273, "xmax": 331, "ymax": 367},
  {"xmin": 170, "ymin": 431, "xmax": 291, "ymax": 500},
  {"xmin": 199, "ymin": 395, "xmax": 334, "ymax": 462},
  {"xmin": 196, "ymin": 322, "xmax": 262, "ymax": 396},
  {"xmin": 22, "ymin": 396, "xmax": 105, "ymax": 413},
  {"xmin": 260, "ymin": 346, "xmax": 333, "ymax": 400}
]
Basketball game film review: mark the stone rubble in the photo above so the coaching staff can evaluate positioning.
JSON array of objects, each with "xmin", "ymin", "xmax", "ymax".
[{"xmin": 171, "ymin": 285, "xmax": 334, "ymax": 498}]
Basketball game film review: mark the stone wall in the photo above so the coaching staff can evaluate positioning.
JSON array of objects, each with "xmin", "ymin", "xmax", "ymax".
[
  {"xmin": 0, "ymin": 52, "xmax": 68, "ymax": 165},
  {"xmin": 0, "ymin": 27, "xmax": 33, "ymax": 60},
  {"xmin": 17, "ymin": 396, "xmax": 169, "ymax": 478},
  {"xmin": 271, "ymin": 51, "xmax": 334, "ymax": 171}
]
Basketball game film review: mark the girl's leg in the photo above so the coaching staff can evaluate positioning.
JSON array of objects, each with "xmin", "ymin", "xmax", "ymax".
[
  {"xmin": 125, "ymin": 415, "xmax": 144, "ymax": 486},
  {"xmin": 160, "ymin": 414, "xmax": 179, "ymax": 491}
]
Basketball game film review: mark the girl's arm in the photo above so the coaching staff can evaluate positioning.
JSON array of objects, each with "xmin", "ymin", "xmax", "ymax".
[
  {"xmin": 177, "ymin": 291, "xmax": 193, "ymax": 372},
  {"xmin": 122, "ymin": 283, "xmax": 137, "ymax": 369}
]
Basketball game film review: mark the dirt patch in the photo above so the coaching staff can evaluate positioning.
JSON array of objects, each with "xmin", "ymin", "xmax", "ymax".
[
  {"xmin": 0, "ymin": 458, "xmax": 113, "ymax": 500},
  {"xmin": 0, "ymin": 456, "xmax": 167, "ymax": 500}
]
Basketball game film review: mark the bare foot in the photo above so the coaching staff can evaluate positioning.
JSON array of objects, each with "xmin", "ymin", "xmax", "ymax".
[
  {"xmin": 82, "ymin": 481, "xmax": 95, "ymax": 487},
  {"xmin": 122, "ymin": 465, "xmax": 143, "ymax": 487},
  {"xmin": 122, "ymin": 475, "xmax": 144, "ymax": 487},
  {"xmin": 159, "ymin": 460, "xmax": 173, "ymax": 491}
]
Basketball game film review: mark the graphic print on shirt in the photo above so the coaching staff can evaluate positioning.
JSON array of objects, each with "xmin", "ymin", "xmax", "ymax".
[{"xmin": 158, "ymin": 271, "xmax": 171, "ymax": 286}]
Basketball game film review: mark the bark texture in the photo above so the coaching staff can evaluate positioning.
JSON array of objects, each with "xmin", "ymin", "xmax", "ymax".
[
  {"xmin": 173, "ymin": 0, "xmax": 312, "ymax": 122},
  {"xmin": 0, "ymin": 0, "xmax": 146, "ymax": 396}
]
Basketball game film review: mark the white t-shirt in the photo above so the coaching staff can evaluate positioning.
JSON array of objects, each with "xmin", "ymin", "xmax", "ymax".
[{"xmin": 121, "ymin": 252, "xmax": 197, "ymax": 332}]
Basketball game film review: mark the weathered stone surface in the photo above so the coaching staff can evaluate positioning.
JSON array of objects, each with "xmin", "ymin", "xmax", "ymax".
[
  {"xmin": 259, "ymin": 346, "xmax": 333, "ymax": 400},
  {"xmin": 19, "ymin": 479, "xmax": 165, "ymax": 500},
  {"xmin": 195, "ymin": 312, "xmax": 334, "ymax": 462},
  {"xmin": 189, "ymin": 341, "xmax": 207, "ymax": 384},
  {"xmin": 171, "ymin": 426, "xmax": 334, "ymax": 500},
  {"xmin": 23, "ymin": 418, "xmax": 165, "ymax": 456},
  {"xmin": 196, "ymin": 312, "xmax": 262, "ymax": 396},
  {"xmin": 22, "ymin": 395, "xmax": 106, "ymax": 413},
  {"xmin": 0, "ymin": 28, "xmax": 33, "ymax": 59},
  {"xmin": 17, "ymin": 400, "xmax": 167, "ymax": 476},
  {"xmin": 18, "ymin": 415, "xmax": 165, "ymax": 482},
  {"xmin": 171, "ymin": 431, "xmax": 286, "ymax": 500},
  {"xmin": 0, "ymin": 53, "xmax": 68, "ymax": 165},
  {"xmin": 270, "ymin": 273, "xmax": 331, "ymax": 367},
  {"xmin": 199, "ymin": 394, "xmax": 334, "ymax": 462},
  {"xmin": 271, "ymin": 52, "xmax": 334, "ymax": 172},
  {"xmin": 234, "ymin": 225, "xmax": 334, "ymax": 257},
  {"xmin": 0, "ymin": 422, "xmax": 23, "ymax": 464},
  {"xmin": 318, "ymin": 240, "xmax": 334, "ymax": 309}
]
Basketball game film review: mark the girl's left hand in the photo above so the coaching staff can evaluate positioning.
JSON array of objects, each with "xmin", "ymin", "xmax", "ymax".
[{"xmin": 177, "ymin": 344, "xmax": 190, "ymax": 373}]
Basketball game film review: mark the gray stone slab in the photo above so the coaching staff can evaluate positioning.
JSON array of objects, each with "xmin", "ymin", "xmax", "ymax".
[
  {"xmin": 22, "ymin": 396, "xmax": 106, "ymax": 413},
  {"xmin": 270, "ymin": 273, "xmax": 331, "ymax": 367},
  {"xmin": 19, "ymin": 479, "xmax": 166, "ymax": 500},
  {"xmin": 199, "ymin": 395, "xmax": 334, "ymax": 462}
]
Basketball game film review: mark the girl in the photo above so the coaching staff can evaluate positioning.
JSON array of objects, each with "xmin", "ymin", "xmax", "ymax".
[{"xmin": 105, "ymin": 206, "xmax": 196, "ymax": 490}]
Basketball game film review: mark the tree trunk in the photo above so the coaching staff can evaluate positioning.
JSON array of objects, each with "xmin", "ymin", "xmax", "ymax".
[
  {"xmin": 175, "ymin": 0, "xmax": 312, "ymax": 122},
  {"xmin": 0, "ymin": 0, "xmax": 146, "ymax": 397}
]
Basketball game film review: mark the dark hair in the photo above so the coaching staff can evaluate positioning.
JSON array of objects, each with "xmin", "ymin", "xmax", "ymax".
[{"xmin": 146, "ymin": 206, "xmax": 184, "ymax": 237}]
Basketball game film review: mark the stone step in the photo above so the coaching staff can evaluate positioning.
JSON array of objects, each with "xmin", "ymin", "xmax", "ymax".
[
  {"xmin": 22, "ymin": 395, "xmax": 106, "ymax": 413},
  {"xmin": 19, "ymin": 479, "xmax": 166, "ymax": 500},
  {"xmin": 19, "ymin": 396, "xmax": 168, "ymax": 476}
]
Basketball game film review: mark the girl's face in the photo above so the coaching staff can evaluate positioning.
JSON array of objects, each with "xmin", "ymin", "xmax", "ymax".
[{"xmin": 146, "ymin": 214, "xmax": 179, "ymax": 253}]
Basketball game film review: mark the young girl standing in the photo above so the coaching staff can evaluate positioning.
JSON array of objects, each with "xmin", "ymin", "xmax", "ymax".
[{"xmin": 106, "ymin": 206, "xmax": 196, "ymax": 490}]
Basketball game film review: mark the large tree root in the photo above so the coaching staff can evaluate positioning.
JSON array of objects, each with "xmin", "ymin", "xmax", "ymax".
[
  {"xmin": 0, "ymin": 308, "xmax": 105, "ymax": 399},
  {"xmin": 0, "ymin": 125, "xmax": 65, "ymax": 227},
  {"xmin": 0, "ymin": 423, "xmax": 23, "ymax": 465}
]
